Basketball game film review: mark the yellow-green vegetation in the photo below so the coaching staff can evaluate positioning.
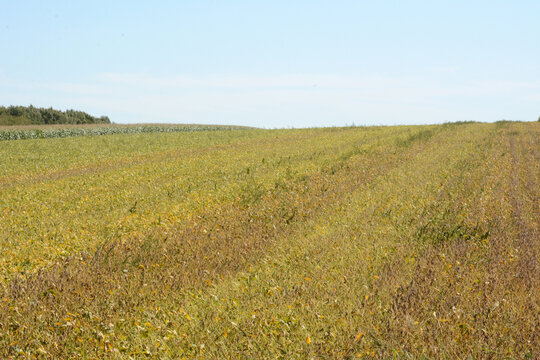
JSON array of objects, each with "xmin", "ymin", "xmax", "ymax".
[{"xmin": 0, "ymin": 122, "xmax": 538, "ymax": 359}]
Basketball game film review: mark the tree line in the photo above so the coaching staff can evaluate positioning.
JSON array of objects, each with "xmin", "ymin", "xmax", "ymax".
[{"xmin": 0, "ymin": 105, "xmax": 110, "ymax": 125}]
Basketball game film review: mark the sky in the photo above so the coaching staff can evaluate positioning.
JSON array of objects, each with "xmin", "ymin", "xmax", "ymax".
[{"xmin": 1, "ymin": 1, "xmax": 539, "ymax": 128}]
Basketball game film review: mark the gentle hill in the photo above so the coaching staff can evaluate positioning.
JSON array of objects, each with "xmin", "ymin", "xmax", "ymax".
[{"xmin": 0, "ymin": 105, "xmax": 110, "ymax": 125}]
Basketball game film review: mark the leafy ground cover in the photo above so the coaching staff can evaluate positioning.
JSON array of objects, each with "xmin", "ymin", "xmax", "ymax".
[
  {"xmin": 0, "ymin": 124, "xmax": 245, "ymax": 141},
  {"xmin": 0, "ymin": 122, "xmax": 538, "ymax": 358}
]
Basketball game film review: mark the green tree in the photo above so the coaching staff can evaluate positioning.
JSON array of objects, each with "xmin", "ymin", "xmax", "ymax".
[{"xmin": 0, "ymin": 105, "xmax": 110, "ymax": 125}]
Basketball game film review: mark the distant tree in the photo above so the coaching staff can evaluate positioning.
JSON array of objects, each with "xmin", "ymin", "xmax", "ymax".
[
  {"xmin": 0, "ymin": 105, "xmax": 110, "ymax": 125},
  {"xmin": 8, "ymin": 106, "xmax": 22, "ymax": 117}
]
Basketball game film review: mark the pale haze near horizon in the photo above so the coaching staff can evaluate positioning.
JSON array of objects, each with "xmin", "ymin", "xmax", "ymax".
[{"xmin": 1, "ymin": 1, "xmax": 539, "ymax": 128}]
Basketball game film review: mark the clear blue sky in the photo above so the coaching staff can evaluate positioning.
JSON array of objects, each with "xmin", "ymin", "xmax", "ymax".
[{"xmin": 1, "ymin": 1, "xmax": 539, "ymax": 127}]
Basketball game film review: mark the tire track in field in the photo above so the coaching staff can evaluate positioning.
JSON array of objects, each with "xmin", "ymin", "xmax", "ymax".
[{"xmin": 509, "ymin": 129, "xmax": 539, "ymax": 290}]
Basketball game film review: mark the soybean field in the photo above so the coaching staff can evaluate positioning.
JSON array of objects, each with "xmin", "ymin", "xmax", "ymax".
[{"xmin": 0, "ymin": 122, "xmax": 538, "ymax": 359}]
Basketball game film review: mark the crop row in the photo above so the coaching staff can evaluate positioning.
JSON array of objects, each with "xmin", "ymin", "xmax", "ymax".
[{"xmin": 0, "ymin": 125, "xmax": 245, "ymax": 141}]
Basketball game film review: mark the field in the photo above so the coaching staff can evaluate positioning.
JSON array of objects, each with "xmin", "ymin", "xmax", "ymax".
[{"xmin": 0, "ymin": 122, "xmax": 538, "ymax": 359}]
